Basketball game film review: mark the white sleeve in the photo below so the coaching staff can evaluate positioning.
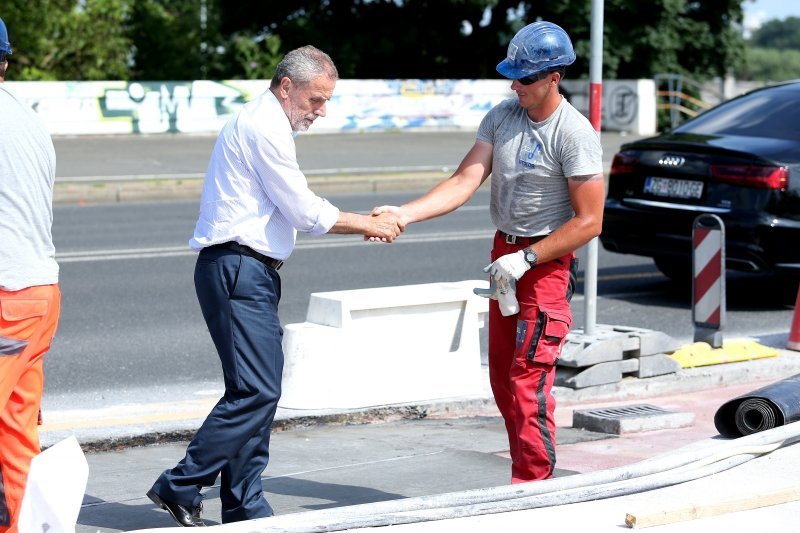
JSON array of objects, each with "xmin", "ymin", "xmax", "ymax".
[{"xmin": 244, "ymin": 121, "xmax": 340, "ymax": 236}]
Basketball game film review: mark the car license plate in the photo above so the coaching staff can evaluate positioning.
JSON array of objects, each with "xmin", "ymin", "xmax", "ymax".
[{"xmin": 644, "ymin": 177, "xmax": 703, "ymax": 199}]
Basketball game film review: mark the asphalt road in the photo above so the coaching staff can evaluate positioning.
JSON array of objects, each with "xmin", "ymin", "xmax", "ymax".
[
  {"xmin": 52, "ymin": 130, "xmax": 642, "ymax": 180},
  {"xmin": 44, "ymin": 189, "xmax": 797, "ymax": 406},
  {"xmin": 40, "ymin": 129, "xmax": 799, "ymax": 406}
]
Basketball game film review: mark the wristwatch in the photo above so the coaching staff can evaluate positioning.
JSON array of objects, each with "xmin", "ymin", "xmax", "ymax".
[{"xmin": 523, "ymin": 248, "xmax": 538, "ymax": 269}]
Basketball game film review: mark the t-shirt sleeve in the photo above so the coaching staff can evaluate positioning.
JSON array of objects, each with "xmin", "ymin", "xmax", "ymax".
[
  {"xmin": 476, "ymin": 107, "xmax": 496, "ymax": 145},
  {"xmin": 561, "ymin": 127, "xmax": 603, "ymax": 178}
]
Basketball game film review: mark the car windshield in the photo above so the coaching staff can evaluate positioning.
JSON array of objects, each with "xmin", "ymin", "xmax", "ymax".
[{"xmin": 675, "ymin": 84, "xmax": 800, "ymax": 141}]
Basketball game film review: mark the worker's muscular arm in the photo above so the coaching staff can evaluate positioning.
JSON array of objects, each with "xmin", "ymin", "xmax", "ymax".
[
  {"xmin": 527, "ymin": 172, "xmax": 606, "ymax": 262},
  {"xmin": 372, "ymin": 140, "xmax": 493, "ymax": 224},
  {"xmin": 487, "ymin": 172, "xmax": 605, "ymax": 282}
]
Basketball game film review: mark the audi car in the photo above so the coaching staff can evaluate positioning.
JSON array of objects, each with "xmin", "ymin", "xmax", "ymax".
[{"xmin": 600, "ymin": 80, "xmax": 800, "ymax": 282}]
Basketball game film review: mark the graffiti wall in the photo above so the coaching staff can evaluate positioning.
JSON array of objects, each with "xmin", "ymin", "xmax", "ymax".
[{"xmin": 7, "ymin": 78, "xmax": 656, "ymax": 136}]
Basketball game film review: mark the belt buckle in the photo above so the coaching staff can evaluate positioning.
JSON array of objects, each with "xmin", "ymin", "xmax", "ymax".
[
  {"xmin": 273, "ymin": 260, "xmax": 284, "ymax": 271},
  {"xmin": 504, "ymin": 233, "xmax": 517, "ymax": 244}
]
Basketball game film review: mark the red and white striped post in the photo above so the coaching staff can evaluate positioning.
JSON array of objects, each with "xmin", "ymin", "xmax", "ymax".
[
  {"xmin": 789, "ymin": 286, "xmax": 800, "ymax": 351},
  {"xmin": 692, "ymin": 214, "xmax": 725, "ymax": 347}
]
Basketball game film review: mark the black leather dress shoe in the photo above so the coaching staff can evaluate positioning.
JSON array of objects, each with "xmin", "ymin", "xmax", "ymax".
[{"xmin": 147, "ymin": 489, "xmax": 206, "ymax": 527}]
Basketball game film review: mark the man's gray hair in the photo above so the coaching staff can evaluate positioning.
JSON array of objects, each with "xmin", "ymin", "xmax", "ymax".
[{"xmin": 270, "ymin": 45, "xmax": 338, "ymax": 89}]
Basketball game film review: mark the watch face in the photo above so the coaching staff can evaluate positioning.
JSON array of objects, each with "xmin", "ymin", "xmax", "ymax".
[{"xmin": 525, "ymin": 251, "xmax": 537, "ymax": 265}]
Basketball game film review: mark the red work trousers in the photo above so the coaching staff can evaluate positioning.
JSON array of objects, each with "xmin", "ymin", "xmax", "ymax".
[
  {"xmin": 0, "ymin": 284, "xmax": 61, "ymax": 533},
  {"xmin": 488, "ymin": 233, "xmax": 574, "ymax": 483}
]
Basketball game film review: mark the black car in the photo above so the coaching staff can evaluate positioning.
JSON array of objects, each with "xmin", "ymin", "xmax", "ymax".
[{"xmin": 601, "ymin": 80, "xmax": 800, "ymax": 282}]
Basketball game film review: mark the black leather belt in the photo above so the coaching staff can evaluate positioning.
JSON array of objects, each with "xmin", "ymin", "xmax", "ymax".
[
  {"xmin": 497, "ymin": 230, "xmax": 547, "ymax": 246},
  {"xmin": 208, "ymin": 242, "xmax": 283, "ymax": 270}
]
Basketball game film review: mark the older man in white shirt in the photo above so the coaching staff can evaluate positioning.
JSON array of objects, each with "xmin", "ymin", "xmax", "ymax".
[{"xmin": 147, "ymin": 45, "xmax": 403, "ymax": 527}]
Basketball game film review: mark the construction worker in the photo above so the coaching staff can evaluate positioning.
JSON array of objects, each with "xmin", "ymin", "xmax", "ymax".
[
  {"xmin": 0, "ymin": 15, "xmax": 62, "ymax": 532},
  {"xmin": 373, "ymin": 21, "xmax": 605, "ymax": 482}
]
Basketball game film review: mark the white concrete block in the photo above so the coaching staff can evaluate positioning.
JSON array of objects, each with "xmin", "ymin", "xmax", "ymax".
[{"xmin": 279, "ymin": 280, "xmax": 489, "ymax": 409}]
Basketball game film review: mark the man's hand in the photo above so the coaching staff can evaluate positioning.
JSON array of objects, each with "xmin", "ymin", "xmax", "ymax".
[
  {"xmin": 474, "ymin": 277, "xmax": 519, "ymax": 316},
  {"xmin": 372, "ymin": 204, "xmax": 402, "ymax": 216},
  {"xmin": 484, "ymin": 250, "xmax": 530, "ymax": 283},
  {"xmin": 364, "ymin": 212, "xmax": 405, "ymax": 243},
  {"xmin": 366, "ymin": 206, "xmax": 408, "ymax": 242}
]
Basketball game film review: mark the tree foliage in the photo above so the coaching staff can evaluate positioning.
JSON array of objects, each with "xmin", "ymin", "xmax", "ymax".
[
  {"xmin": 3, "ymin": 0, "xmax": 130, "ymax": 80},
  {"xmin": 596, "ymin": 0, "xmax": 745, "ymax": 79},
  {"xmin": 1, "ymin": 0, "xmax": 753, "ymax": 82},
  {"xmin": 736, "ymin": 47, "xmax": 800, "ymax": 82},
  {"xmin": 734, "ymin": 17, "xmax": 800, "ymax": 81},
  {"xmin": 749, "ymin": 17, "xmax": 800, "ymax": 50}
]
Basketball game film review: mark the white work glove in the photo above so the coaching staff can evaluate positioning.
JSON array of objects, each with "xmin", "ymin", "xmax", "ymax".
[
  {"xmin": 484, "ymin": 250, "xmax": 530, "ymax": 284},
  {"xmin": 473, "ymin": 277, "xmax": 519, "ymax": 316}
]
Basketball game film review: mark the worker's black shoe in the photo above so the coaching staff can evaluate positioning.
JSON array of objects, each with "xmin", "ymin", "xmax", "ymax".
[{"xmin": 147, "ymin": 489, "xmax": 206, "ymax": 527}]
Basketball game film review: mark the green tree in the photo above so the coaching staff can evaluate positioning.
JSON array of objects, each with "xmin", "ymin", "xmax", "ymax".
[
  {"xmin": 2, "ymin": 0, "xmax": 752, "ymax": 82},
  {"xmin": 749, "ymin": 16, "xmax": 800, "ymax": 50},
  {"xmin": 128, "ymin": 0, "xmax": 226, "ymax": 81},
  {"xmin": 3, "ymin": 0, "xmax": 131, "ymax": 80},
  {"xmin": 216, "ymin": 0, "xmax": 513, "ymax": 79},
  {"xmin": 535, "ymin": 0, "xmax": 745, "ymax": 80},
  {"xmin": 228, "ymin": 33, "xmax": 282, "ymax": 80},
  {"xmin": 736, "ymin": 47, "xmax": 800, "ymax": 81},
  {"xmin": 214, "ymin": 0, "xmax": 746, "ymax": 81}
]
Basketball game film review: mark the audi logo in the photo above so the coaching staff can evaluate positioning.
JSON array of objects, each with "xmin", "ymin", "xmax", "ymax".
[{"xmin": 659, "ymin": 155, "xmax": 685, "ymax": 167}]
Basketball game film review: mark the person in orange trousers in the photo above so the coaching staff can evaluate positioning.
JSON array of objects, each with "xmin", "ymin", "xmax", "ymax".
[
  {"xmin": 0, "ymin": 14, "xmax": 62, "ymax": 532},
  {"xmin": 0, "ymin": 287, "xmax": 61, "ymax": 532}
]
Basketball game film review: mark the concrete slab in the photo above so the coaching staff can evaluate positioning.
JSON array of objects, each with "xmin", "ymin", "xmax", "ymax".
[
  {"xmin": 74, "ymin": 419, "xmax": 607, "ymax": 532},
  {"xmin": 572, "ymin": 404, "xmax": 695, "ymax": 434}
]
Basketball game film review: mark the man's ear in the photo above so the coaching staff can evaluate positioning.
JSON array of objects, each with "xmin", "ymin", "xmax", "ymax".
[{"xmin": 279, "ymin": 77, "xmax": 292, "ymax": 98}]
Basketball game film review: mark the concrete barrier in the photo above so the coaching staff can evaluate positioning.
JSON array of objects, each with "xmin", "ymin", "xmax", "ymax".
[{"xmin": 279, "ymin": 280, "xmax": 489, "ymax": 409}]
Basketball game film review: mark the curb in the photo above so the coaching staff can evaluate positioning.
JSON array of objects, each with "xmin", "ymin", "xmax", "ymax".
[
  {"xmin": 53, "ymin": 171, "xmax": 453, "ymax": 205},
  {"xmin": 40, "ymin": 348, "xmax": 800, "ymax": 452}
]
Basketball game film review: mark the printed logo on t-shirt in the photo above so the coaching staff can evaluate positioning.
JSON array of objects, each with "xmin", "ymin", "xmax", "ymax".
[{"xmin": 519, "ymin": 142, "xmax": 542, "ymax": 169}]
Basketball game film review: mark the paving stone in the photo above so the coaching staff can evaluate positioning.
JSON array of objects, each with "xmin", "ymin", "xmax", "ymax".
[
  {"xmin": 556, "ymin": 359, "xmax": 639, "ymax": 388},
  {"xmin": 634, "ymin": 353, "xmax": 682, "ymax": 378}
]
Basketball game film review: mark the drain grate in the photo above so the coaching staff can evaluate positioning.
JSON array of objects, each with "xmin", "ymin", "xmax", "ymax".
[{"xmin": 572, "ymin": 403, "xmax": 695, "ymax": 435}]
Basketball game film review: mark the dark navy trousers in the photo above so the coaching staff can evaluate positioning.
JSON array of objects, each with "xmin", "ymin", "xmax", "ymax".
[{"xmin": 151, "ymin": 247, "xmax": 283, "ymax": 523}]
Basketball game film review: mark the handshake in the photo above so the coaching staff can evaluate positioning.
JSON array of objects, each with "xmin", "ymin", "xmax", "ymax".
[
  {"xmin": 363, "ymin": 205, "xmax": 409, "ymax": 243},
  {"xmin": 367, "ymin": 205, "xmax": 532, "ymax": 317}
]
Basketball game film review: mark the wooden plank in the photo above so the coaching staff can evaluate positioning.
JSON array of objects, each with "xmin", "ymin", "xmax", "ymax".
[{"xmin": 625, "ymin": 485, "xmax": 800, "ymax": 529}]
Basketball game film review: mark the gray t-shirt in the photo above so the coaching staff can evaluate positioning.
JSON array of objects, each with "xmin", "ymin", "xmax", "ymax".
[
  {"xmin": 0, "ymin": 84, "xmax": 59, "ymax": 291},
  {"xmin": 477, "ymin": 96, "xmax": 603, "ymax": 236}
]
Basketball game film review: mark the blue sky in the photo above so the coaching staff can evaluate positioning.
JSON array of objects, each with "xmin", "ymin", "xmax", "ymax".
[{"xmin": 743, "ymin": 0, "xmax": 800, "ymax": 34}]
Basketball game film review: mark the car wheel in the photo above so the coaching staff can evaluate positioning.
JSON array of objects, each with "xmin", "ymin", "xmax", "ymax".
[{"xmin": 653, "ymin": 256, "xmax": 692, "ymax": 283}]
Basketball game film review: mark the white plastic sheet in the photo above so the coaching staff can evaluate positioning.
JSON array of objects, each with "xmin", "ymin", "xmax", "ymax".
[{"xmin": 17, "ymin": 436, "xmax": 88, "ymax": 533}]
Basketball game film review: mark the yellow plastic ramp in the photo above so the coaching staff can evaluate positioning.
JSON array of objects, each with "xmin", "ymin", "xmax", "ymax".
[{"xmin": 670, "ymin": 339, "xmax": 779, "ymax": 368}]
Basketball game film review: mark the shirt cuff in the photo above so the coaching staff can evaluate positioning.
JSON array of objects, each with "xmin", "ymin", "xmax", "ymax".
[{"xmin": 310, "ymin": 200, "xmax": 340, "ymax": 236}]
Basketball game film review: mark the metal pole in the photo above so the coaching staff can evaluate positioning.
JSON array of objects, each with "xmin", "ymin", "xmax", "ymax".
[{"xmin": 584, "ymin": 0, "xmax": 604, "ymax": 336}]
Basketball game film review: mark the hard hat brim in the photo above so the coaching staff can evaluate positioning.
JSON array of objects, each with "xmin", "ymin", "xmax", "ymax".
[{"xmin": 496, "ymin": 59, "xmax": 538, "ymax": 80}]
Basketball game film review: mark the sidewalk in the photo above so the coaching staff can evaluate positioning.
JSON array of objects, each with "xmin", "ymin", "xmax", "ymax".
[{"xmin": 38, "ymin": 338, "xmax": 800, "ymax": 532}]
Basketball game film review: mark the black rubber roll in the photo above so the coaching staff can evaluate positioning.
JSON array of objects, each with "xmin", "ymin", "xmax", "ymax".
[{"xmin": 714, "ymin": 373, "xmax": 800, "ymax": 437}]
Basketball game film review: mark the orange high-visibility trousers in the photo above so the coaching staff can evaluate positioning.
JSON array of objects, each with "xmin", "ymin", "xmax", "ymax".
[{"xmin": 0, "ymin": 285, "xmax": 61, "ymax": 533}]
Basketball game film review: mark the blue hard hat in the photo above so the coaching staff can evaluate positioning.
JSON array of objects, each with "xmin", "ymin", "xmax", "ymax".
[
  {"xmin": 496, "ymin": 21, "xmax": 575, "ymax": 79},
  {"xmin": 0, "ymin": 16, "xmax": 12, "ymax": 56}
]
